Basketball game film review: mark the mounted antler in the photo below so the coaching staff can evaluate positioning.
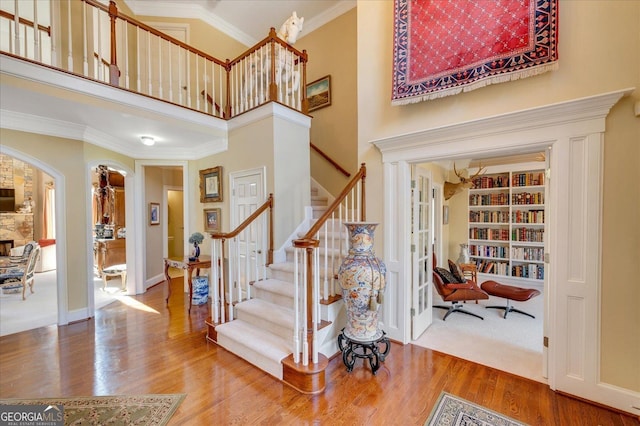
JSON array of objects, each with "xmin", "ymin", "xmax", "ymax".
[{"xmin": 443, "ymin": 163, "xmax": 485, "ymax": 200}]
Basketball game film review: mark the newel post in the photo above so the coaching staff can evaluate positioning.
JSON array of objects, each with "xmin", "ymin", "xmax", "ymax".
[
  {"xmin": 224, "ymin": 59, "xmax": 232, "ymax": 118},
  {"xmin": 301, "ymin": 49, "xmax": 309, "ymax": 114},
  {"xmin": 108, "ymin": 1, "xmax": 120, "ymax": 86},
  {"xmin": 360, "ymin": 163, "xmax": 367, "ymax": 221},
  {"xmin": 268, "ymin": 28, "xmax": 278, "ymax": 102}
]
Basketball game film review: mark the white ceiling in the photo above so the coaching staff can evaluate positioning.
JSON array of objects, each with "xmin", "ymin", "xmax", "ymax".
[{"xmin": 124, "ymin": 0, "xmax": 356, "ymax": 46}]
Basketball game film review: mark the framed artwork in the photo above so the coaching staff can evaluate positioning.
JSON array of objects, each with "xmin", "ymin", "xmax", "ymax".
[
  {"xmin": 149, "ymin": 202, "xmax": 160, "ymax": 225},
  {"xmin": 203, "ymin": 208, "xmax": 221, "ymax": 232},
  {"xmin": 200, "ymin": 166, "xmax": 222, "ymax": 203},
  {"xmin": 306, "ymin": 75, "xmax": 331, "ymax": 112},
  {"xmin": 443, "ymin": 205, "xmax": 449, "ymax": 225}
]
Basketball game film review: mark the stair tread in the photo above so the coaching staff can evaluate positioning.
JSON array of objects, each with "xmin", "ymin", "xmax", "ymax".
[{"xmin": 216, "ymin": 319, "xmax": 292, "ymax": 360}]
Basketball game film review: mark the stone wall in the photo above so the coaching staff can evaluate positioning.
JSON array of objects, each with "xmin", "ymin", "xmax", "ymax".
[{"xmin": 0, "ymin": 155, "xmax": 35, "ymax": 248}]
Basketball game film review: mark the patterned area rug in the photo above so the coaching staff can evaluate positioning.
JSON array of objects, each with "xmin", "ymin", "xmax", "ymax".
[
  {"xmin": 0, "ymin": 394, "xmax": 185, "ymax": 425},
  {"xmin": 426, "ymin": 392, "xmax": 527, "ymax": 426}
]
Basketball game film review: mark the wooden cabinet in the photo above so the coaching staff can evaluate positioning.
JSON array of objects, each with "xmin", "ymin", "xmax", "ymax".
[
  {"xmin": 112, "ymin": 187, "xmax": 126, "ymax": 231},
  {"xmin": 468, "ymin": 163, "xmax": 546, "ymax": 285},
  {"xmin": 94, "ymin": 238, "xmax": 126, "ymax": 275}
]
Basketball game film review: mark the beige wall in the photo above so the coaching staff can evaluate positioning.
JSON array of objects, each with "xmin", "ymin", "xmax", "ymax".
[
  {"xmin": 192, "ymin": 111, "xmax": 310, "ymax": 250},
  {"xmin": 357, "ymin": 0, "xmax": 640, "ymax": 391},
  {"xmin": 296, "ymin": 8, "xmax": 358, "ymax": 196}
]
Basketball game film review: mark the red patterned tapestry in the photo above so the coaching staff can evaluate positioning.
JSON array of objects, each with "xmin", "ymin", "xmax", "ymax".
[{"xmin": 392, "ymin": 0, "xmax": 558, "ymax": 104}]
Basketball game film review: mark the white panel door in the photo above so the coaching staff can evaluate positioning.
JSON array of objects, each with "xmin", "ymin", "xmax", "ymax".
[
  {"xmin": 411, "ymin": 166, "xmax": 433, "ymax": 340},
  {"xmin": 231, "ymin": 169, "xmax": 265, "ymax": 293}
]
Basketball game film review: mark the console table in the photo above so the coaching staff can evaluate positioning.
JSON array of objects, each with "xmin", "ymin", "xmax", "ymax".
[{"xmin": 164, "ymin": 255, "xmax": 211, "ymax": 313}]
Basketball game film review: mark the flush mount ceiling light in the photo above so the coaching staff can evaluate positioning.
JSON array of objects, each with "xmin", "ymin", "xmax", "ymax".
[{"xmin": 140, "ymin": 136, "xmax": 155, "ymax": 146}]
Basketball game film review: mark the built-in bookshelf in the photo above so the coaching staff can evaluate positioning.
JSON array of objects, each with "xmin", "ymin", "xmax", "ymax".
[{"xmin": 467, "ymin": 164, "xmax": 546, "ymax": 285}]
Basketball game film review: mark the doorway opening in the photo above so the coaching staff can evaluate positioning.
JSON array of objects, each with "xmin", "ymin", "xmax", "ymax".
[{"xmin": 411, "ymin": 152, "xmax": 548, "ymax": 383}]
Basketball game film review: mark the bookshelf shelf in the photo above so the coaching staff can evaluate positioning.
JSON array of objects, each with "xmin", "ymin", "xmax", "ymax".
[{"xmin": 468, "ymin": 164, "xmax": 546, "ymax": 285}]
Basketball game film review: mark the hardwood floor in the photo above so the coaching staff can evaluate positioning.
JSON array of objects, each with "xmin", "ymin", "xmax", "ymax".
[{"xmin": 1, "ymin": 278, "xmax": 638, "ymax": 425}]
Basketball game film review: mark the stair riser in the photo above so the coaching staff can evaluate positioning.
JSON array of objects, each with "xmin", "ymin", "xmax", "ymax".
[
  {"xmin": 254, "ymin": 287, "xmax": 294, "ymax": 309},
  {"xmin": 236, "ymin": 308, "xmax": 294, "ymax": 341},
  {"xmin": 268, "ymin": 266, "xmax": 337, "ymax": 284},
  {"xmin": 217, "ymin": 334, "xmax": 285, "ymax": 380},
  {"xmin": 285, "ymin": 249, "xmax": 346, "ymax": 265}
]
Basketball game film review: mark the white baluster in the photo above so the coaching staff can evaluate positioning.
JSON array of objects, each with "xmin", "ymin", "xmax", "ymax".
[
  {"xmin": 123, "ymin": 21, "xmax": 129, "ymax": 89},
  {"xmin": 158, "ymin": 36, "xmax": 163, "ymax": 99},
  {"xmin": 66, "ymin": 0, "xmax": 72, "ymax": 70}
]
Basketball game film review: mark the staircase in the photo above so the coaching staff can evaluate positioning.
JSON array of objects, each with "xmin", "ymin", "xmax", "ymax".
[{"xmin": 207, "ymin": 183, "xmax": 346, "ymax": 392}]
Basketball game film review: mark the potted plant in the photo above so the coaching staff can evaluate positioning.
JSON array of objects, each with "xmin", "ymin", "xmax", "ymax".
[{"xmin": 188, "ymin": 232, "xmax": 205, "ymax": 261}]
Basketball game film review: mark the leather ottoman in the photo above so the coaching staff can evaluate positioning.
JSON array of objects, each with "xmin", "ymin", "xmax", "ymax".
[{"xmin": 480, "ymin": 280, "xmax": 541, "ymax": 319}]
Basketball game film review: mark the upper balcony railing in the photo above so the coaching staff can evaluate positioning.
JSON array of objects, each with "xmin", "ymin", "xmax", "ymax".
[{"xmin": 0, "ymin": 0, "xmax": 308, "ymax": 118}]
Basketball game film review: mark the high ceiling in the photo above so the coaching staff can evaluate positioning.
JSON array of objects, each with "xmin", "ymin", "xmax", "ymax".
[{"xmin": 124, "ymin": 0, "xmax": 356, "ymax": 46}]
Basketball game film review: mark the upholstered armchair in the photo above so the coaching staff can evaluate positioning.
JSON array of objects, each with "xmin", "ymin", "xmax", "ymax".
[
  {"xmin": 0, "ymin": 244, "xmax": 41, "ymax": 299},
  {"xmin": 8, "ymin": 241, "xmax": 38, "ymax": 266},
  {"xmin": 432, "ymin": 255, "xmax": 489, "ymax": 320}
]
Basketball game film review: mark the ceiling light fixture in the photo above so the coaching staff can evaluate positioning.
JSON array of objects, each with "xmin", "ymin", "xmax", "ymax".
[{"xmin": 140, "ymin": 136, "xmax": 155, "ymax": 146}]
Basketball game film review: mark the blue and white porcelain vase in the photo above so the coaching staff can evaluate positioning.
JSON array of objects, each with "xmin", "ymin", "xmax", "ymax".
[{"xmin": 338, "ymin": 222, "xmax": 387, "ymax": 342}]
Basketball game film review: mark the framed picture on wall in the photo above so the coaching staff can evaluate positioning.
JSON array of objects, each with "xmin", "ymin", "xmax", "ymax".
[
  {"xmin": 203, "ymin": 208, "xmax": 221, "ymax": 232},
  {"xmin": 149, "ymin": 202, "xmax": 160, "ymax": 225},
  {"xmin": 200, "ymin": 166, "xmax": 223, "ymax": 203},
  {"xmin": 306, "ymin": 75, "xmax": 331, "ymax": 112}
]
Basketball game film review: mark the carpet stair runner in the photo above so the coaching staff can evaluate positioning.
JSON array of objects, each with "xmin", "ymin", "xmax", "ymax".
[{"xmin": 211, "ymin": 184, "xmax": 344, "ymax": 384}]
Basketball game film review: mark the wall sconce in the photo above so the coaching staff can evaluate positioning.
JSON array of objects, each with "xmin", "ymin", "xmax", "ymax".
[{"xmin": 140, "ymin": 136, "xmax": 155, "ymax": 146}]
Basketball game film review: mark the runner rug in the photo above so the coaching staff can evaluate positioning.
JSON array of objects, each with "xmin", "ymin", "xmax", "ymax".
[
  {"xmin": 426, "ymin": 392, "xmax": 527, "ymax": 426},
  {"xmin": 392, "ymin": 0, "xmax": 559, "ymax": 104},
  {"xmin": 0, "ymin": 393, "xmax": 185, "ymax": 425}
]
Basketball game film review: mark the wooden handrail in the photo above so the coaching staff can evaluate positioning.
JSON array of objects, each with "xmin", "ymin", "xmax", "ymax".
[
  {"xmin": 296, "ymin": 163, "xmax": 366, "ymax": 243},
  {"xmin": 210, "ymin": 194, "xmax": 274, "ymax": 265},
  {"xmin": 228, "ymin": 27, "xmax": 308, "ymax": 68},
  {"xmin": 310, "ymin": 142, "xmax": 351, "ymax": 178},
  {"xmin": 91, "ymin": 0, "xmax": 228, "ymax": 68},
  {"xmin": 0, "ymin": 10, "xmax": 51, "ymax": 35}
]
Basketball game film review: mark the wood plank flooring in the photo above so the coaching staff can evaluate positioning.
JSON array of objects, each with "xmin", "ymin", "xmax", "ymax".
[{"xmin": 1, "ymin": 278, "xmax": 638, "ymax": 425}]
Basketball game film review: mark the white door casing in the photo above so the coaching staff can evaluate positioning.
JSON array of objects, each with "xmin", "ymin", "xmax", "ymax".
[
  {"xmin": 411, "ymin": 166, "xmax": 433, "ymax": 340},
  {"xmin": 372, "ymin": 89, "xmax": 637, "ymax": 415}
]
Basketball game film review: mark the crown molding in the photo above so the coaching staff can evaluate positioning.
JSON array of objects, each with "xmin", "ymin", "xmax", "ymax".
[
  {"xmin": 300, "ymin": 1, "xmax": 356, "ymax": 40},
  {"xmin": 124, "ymin": 0, "xmax": 256, "ymax": 46},
  {"xmin": 372, "ymin": 88, "xmax": 635, "ymax": 163}
]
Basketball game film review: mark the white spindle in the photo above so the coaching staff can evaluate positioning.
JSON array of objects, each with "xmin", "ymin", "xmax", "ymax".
[
  {"xmin": 82, "ymin": 2, "xmax": 87, "ymax": 78},
  {"xmin": 123, "ymin": 21, "xmax": 129, "ymax": 89},
  {"xmin": 313, "ymin": 246, "xmax": 320, "ymax": 364},
  {"xmin": 302, "ymin": 249, "xmax": 309, "ymax": 365},
  {"xmin": 211, "ymin": 239, "xmax": 219, "ymax": 322},
  {"xmin": 211, "ymin": 61, "xmax": 216, "ymax": 115},
  {"xmin": 168, "ymin": 41, "xmax": 173, "ymax": 102},
  {"xmin": 49, "ymin": 0, "xmax": 57, "ymax": 66},
  {"xmin": 147, "ymin": 32, "xmax": 152, "ymax": 95},
  {"xmin": 96, "ymin": 7, "xmax": 103, "ymax": 81},
  {"xmin": 66, "ymin": 0, "xmax": 72, "ymax": 70},
  {"xmin": 158, "ymin": 36, "xmax": 163, "ymax": 99},
  {"xmin": 202, "ymin": 57, "xmax": 207, "ymax": 113},
  {"xmin": 218, "ymin": 63, "xmax": 223, "ymax": 117},
  {"xmin": 13, "ymin": 0, "xmax": 20, "ymax": 56},
  {"xmin": 136, "ymin": 26, "xmax": 141, "ymax": 93},
  {"xmin": 293, "ymin": 249, "xmax": 301, "ymax": 363},
  {"xmin": 33, "ymin": 0, "xmax": 40, "ymax": 61},
  {"xmin": 195, "ymin": 54, "xmax": 200, "ymax": 111},
  {"xmin": 177, "ymin": 48, "xmax": 183, "ymax": 105},
  {"xmin": 186, "ymin": 50, "xmax": 191, "ymax": 107}
]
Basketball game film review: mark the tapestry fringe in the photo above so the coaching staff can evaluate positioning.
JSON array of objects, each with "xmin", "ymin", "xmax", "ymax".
[{"xmin": 391, "ymin": 62, "xmax": 559, "ymax": 106}]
